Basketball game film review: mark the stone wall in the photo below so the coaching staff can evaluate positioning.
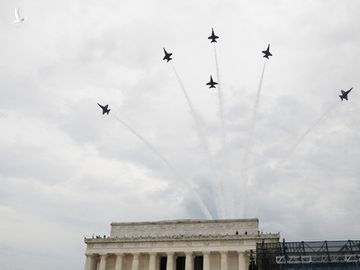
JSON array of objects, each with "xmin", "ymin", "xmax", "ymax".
[{"xmin": 110, "ymin": 219, "xmax": 259, "ymax": 238}]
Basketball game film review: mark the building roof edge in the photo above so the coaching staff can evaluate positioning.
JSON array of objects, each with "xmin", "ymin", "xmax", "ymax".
[{"xmin": 111, "ymin": 218, "xmax": 259, "ymax": 226}]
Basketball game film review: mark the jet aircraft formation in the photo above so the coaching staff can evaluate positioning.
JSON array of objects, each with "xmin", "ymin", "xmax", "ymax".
[
  {"xmin": 98, "ymin": 28, "xmax": 354, "ymax": 116},
  {"xmin": 8, "ymin": 9, "xmax": 355, "ymax": 119}
]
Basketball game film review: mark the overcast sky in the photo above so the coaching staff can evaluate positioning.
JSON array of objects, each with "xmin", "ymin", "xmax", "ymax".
[{"xmin": 1, "ymin": 0, "xmax": 360, "ymax": 269}]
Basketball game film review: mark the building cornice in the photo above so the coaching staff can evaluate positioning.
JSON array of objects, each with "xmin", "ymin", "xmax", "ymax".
[{"xmin": 84, "ymin": 233, "xmax": 279, "ymax": 244}]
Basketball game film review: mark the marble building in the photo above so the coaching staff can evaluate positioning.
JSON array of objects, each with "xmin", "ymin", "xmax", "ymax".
[{"xmin": 83, "ymin": 219, "xmax": 279, "ymax": 270}]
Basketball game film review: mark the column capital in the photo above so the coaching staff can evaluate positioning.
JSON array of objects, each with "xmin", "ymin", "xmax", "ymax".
[
  {"xmin": 99, "ymin": 253, "xmax": 108, "ymax": 257},
  {"xmin": 185, "ymin": 251, "xmax": 193, "ymax": 256},
  {"xmin": 85, "ymin": 253, "xmax": 94, "ymax": 257},
  {"xmin": 132, "ymin": 253, "xmax": 140, "ymax": 257},
  {"xmin": 220, "ymin": 251, "xmax": 228, "ymax": 255},
  {"xmin": 203, "ymin": 251, "xmax": 210, "ymax": 255},
  {"xmin": 167, "ymin": 252, "xmax": 175, "ymax": 256},
  {"xmin": 116, "ymin": 253, "xmax": 124, "ymax": 257}
]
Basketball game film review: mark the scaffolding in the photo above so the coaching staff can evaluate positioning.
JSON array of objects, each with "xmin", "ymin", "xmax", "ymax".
[{"xmin": 256, "ymin": 240, "xmax": 360, "ymax": 270}]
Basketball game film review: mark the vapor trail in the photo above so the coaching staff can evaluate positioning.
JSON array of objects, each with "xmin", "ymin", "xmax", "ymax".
[
  {"xmin": 276, "ymin": 101, "xmax": 338, "ymax": 167},
  {"xmin": 111, "ymin": 114, "xmax": 213, "ymax": 219},
  {"xmin": 170, "ymin": 63, "xmax": 225, "ymax": 218},
  {"xmin": 170, "ymin": 63, "xmax": 204, "ymax": 137},
  {"xmin": 239, "ymin": 60, "xmax": 267, "ymax": 217},
  {"xmin": 213, "ymin": 45, "xmax": 233, "ymax": 218},
  {"xmin": 214, "ymin": 46, "xmax": 226, "ymax": 154},
  {"xmin": 245, "ymin": 60, "xmax": 267, "ymax": 161}
]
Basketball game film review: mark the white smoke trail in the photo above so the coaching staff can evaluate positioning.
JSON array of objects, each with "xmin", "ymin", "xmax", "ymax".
[
  {"xmin": 239, "ymin": 60, "xmax": 267, "ymax": 217},
  {"xmin": 111, "ymin": 114, "xmax": 213, "ymax": 219},
  {"xmin": 244, "ymin": 60, "xmax": 267, "ymax": 163},
  {"xmin": 214, "ymin": 46, "xmax": 226, "ymax": 154},
  {"xmin": 170, "ymin": 63, "xmax": 205, "ymax": 137},
  {"xmin": 213, "ymin": 45, "xmax": 234, "ymax": 218},
  {"xmin": 170, "ymin": 63, "xmax": 225, "ymax": 218},
  {"xmin": 276, "ymin": 101, "xmax": 338, "ymax": 167}
]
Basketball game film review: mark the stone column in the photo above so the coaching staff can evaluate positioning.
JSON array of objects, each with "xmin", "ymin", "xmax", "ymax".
[
  {"xmin": 99, "ymin": 254, "xmax": 108, "ymax": 270},
  {"xmin": 115, "ymin": 253, "xmax": 124, "ymax": 270},
  {"xmin": 149, "ymin": 253, "xmax": 157, "ymax": 270},
  {"xmin": 185, "ymin": 252, "xmax": 193, "ymax": 270},
  {"xmin": 132, "ymin": 253, "xmax": 140, "ymax": 270},
  {"xmin": 167, "ymin": 252, "xmax": 174, "ymax": 270},
  {"xmin": 203, "ymin": 252, "xmax": 210, "ymax": 270},
  {"xmin": 220, "ymin": 252, "xmax": 228, "ymax": 270},
  {"xmin": 84, "ymin": 254, "xmax": 95, "ymax": 270},
  {"xmin": 237, "ymin": 252, "xmax": 246, "ymax": 270}
]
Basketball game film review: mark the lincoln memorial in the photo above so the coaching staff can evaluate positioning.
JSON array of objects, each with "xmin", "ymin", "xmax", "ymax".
[{"xmin": 83, "ymin": 219, "xmax": 279, "ymax": 270}]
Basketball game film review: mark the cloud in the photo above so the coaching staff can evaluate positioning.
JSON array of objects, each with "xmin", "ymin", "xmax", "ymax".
[{"xmin": 1, "ymin": 0, "xmax": 360, "ymax": 269}]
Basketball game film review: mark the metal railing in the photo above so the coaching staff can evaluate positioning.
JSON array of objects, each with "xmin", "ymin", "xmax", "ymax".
[{"xmin": 256, "ymin": 240, "xmax": 360, "ymax": 270}]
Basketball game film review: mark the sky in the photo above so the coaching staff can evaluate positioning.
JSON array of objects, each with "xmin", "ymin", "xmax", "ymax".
[{"xmin": 1, "ymin": 0, "xmax": 360, "ymax": 269}]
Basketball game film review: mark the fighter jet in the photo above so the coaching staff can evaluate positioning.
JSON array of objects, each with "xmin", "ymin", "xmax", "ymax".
[
  {"xmin": 206, "ymin": 76, "xmax": 218, "ymax": 88},
  {"xmin": 163, "ymin": 48, "xmax": 172, "ymax": 62},
  {"xmin": 339, "ymin": 88, "xmax": 353, "ymax": 101},
  {"xmin": 14, "ymin": 8, "xmax": 25, "ymax": 23},
  {"xmin": 262, "ymin": 44, "xmax": 272, "ymax": 59},
  {"xmin": 208, "ymin": 28, "xmax": 219, "ymax": 43},
  {"xmin": 97, "ymin": 103, "xmax": 111, "ymax": 115}
]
